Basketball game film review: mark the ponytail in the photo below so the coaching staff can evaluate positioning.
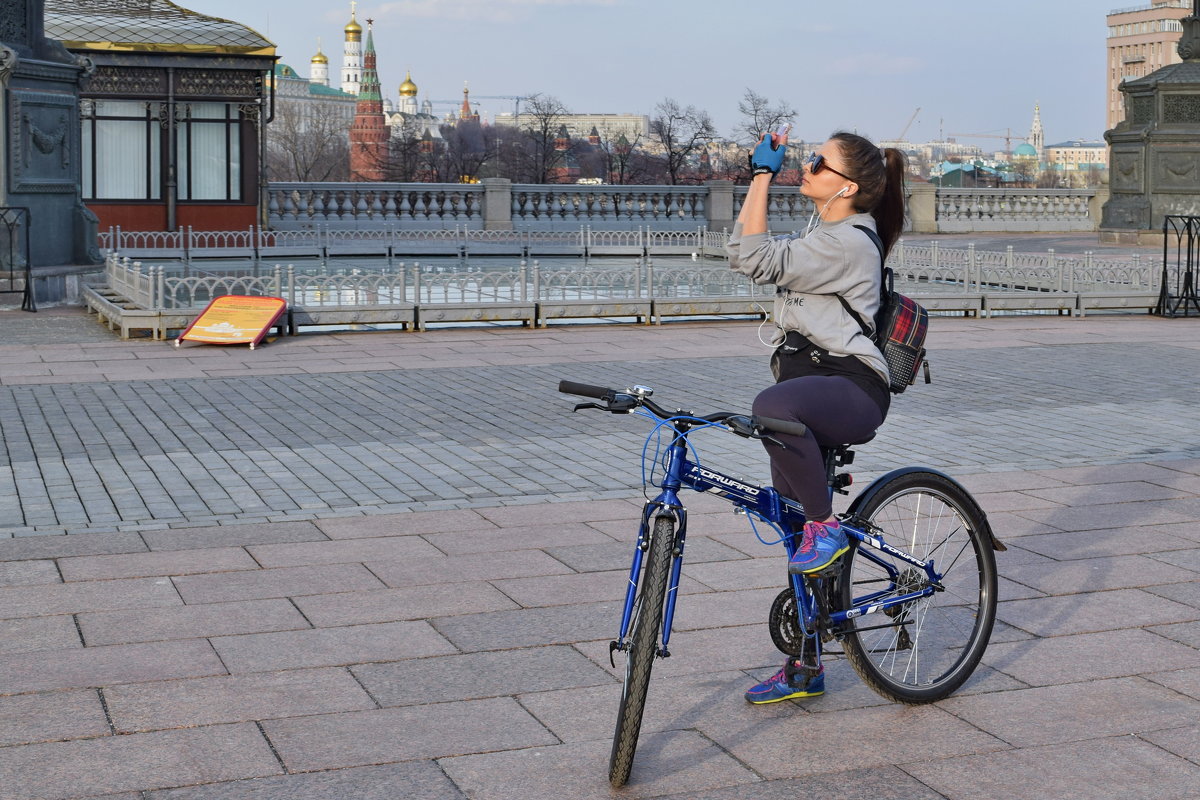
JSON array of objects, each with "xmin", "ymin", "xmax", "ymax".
[
  {"xmin": 873, "ymin": 148, "xmax": 907, "ymax": 258},
  {"xmin": 829, "ymin": 132, "xmax": 908, "ymax": 258}
]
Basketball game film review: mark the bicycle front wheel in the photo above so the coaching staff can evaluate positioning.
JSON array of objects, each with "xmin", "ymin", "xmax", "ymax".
[
  {"xmin": 839, "ymin": 471, "xmax": 997, "ymax": 704},
  {"xmin": 608, "ymin": 514, "xmax": 675, "ymax": 787}
]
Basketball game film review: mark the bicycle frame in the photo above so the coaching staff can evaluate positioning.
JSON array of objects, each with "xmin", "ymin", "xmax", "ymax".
[{"xmin": 614, "ymin": 424, "xmax": 945, "ymax": 656}]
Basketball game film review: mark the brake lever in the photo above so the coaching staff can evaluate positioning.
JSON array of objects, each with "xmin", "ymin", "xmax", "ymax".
[{"xmin": 572, "ymin": 402, "xmax": 606, "ymax": 412}]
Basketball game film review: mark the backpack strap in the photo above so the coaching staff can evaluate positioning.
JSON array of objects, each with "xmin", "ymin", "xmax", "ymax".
[{"xmin": 836, "ymin": 225, "xmax": 887, "ymax": 338}]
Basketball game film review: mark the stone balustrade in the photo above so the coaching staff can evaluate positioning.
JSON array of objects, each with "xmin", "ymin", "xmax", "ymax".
[{"xmin": 266, "ymin": 180, "xmax": 1111, "ymax": 235}]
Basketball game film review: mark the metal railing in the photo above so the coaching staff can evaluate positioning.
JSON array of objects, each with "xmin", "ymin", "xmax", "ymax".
[
  {"xmin": 1156, "ymin": 216, "xmax": 1200, "ymax": 316},
  {"xmin": 0, "ymin": 207, "xmax": 36, "ymax": 312}
]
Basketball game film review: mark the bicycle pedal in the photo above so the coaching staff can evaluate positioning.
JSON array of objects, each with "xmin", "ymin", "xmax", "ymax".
[{"xmin": 805, "ymin": 564, "xmax": 842, "ymax": 581}]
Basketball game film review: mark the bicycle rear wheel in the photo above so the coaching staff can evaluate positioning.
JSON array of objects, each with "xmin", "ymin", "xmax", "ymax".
[
  {"xmin": 608, "ymin": 514, "xmax": 675, "ymax": 787},
  {"xmin": 839, "ymin": 471, "xmax": 997, "ymax": 704}
]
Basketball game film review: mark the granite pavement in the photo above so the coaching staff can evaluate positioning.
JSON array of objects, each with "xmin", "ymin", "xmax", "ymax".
[{"xmin": 1, "ymin": 305, "xmax": 1199, "ymax": 799}]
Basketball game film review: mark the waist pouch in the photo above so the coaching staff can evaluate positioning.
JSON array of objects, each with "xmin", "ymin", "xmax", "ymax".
[
  {"xmin": 771, "ymin": 331, "xmax": 891, "ymax": 413},
  {"xmin": 772, "ymin": 330, "xmax": 867, "ymax": 382}
]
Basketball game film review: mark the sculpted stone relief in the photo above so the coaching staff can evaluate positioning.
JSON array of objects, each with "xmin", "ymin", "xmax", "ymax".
[
  {"xmin": 1111, "ymin": 151, "xmax": 1143, "ymax": 192},
  {"xmin": 8, "ymin": 90, "xmax": 76, "ymax": 192},
  {"xmin": 1155, "ymin": 151, "xmax": 1200, "ymax": 190}
]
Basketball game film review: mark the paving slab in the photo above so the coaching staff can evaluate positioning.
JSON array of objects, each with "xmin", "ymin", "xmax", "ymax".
[
  {"xmin": 0, "ymin": 639, "xmax": 227, "ymax": 694},
  {"xmin": 292, "ymin": 582, "xmax": 519, "ymax": 626},
  {"xmin": 938, "ymin": 676, "xmax": 1200, "ymax": 747},
  {"xmin": 353, "ymin": 645, "xmax": 614, "ymax": 707},
  {"xmin": 0, "ymin": 723, "xmax": 282, "ymax": 800},
  {"xmin": 210, "ymin": 620, "xmax": 457, "ymax": 673},
  {"xmin": 78, "ymin": 598, "xmax": 310, "ymax": 646},
  {"xmin": 141, "ymin": 521, "xmax": 328, "ymax": 551},
  {"xmin": 58, "ymin": 546, "xmax": 259, "ymax": 581},
  {"xmin": 655, "ymin": 767, "xmax": 947, "ymax": 800},
  {"xmin": 145, "ymin": 761, "xmax": 466, "ymax": 800},
  {"xmin": 246, "ymin": 535, "xmax": 444, "ymax": 567},
  {"xmin": 171, "ymin": 562, "xmax": 385, "ymax": 604},
  {"xmin": 0, "ymin": 532, "xmax": 148, "ymax": 561},
  {"xmin": 901, "ymin": 736, "xmax": 1199, "ymax": 800},
  {"xmin": 104, "ymin": 667, "xmax": 376, "ymax": 732},
  {"xmin": 365, "ymin": 549, "xmax": 574, "ymax": 587},
  {"xmin": 0, "ymin": 559, "xmax": 61, "ymax": 586},
  {"xmin": 0, "ymin": 689, "xmax": 110, "ymax": 747},
  {"xmin": 695, "ymin": 703, "xmax": 1006, "ymax": 781},
  {"xmin": 0, "ymin": 577, "xmax": 182, "ymax": 620},
  {"xmin": 261, "ymin": 697, "xmax": 558, "ymax": 771},
  {"xmin": 982, "ymin": 628, "xmax": 1200, "ymax": 686},
  {"xmin": 439, "ymin": 731, "xmax": 759, "ymax": 800},
  {"xmin": 999, "ymin": 554, "xmax": 1199, "ymax": 594},
  {"xmin": 997, "ymin": 587, "xmax": 1199, "ymax": 636},
  {"xmin": 0, "ymin": 614, "xmax": 81, "ymax": 655}
]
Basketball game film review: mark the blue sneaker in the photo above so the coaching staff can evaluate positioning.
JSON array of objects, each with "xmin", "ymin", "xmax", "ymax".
[
  {"xmin": 744, "ymin": 661, "xmax": 825, "ymax": 704},
  {"xmin": 788, "ymin": 520, "xmax": 849, "ymax": 574}
]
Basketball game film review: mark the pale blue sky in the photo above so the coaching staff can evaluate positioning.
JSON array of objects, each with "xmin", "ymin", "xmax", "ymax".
[{"xmin": 183, "ymin": 0, "xmax": 1116, "ymax": 146}]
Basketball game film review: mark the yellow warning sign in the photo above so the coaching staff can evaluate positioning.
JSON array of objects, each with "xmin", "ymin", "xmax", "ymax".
[{"xmin": 176, "ymin": 295, "xmax": 287, "ymax": 350}]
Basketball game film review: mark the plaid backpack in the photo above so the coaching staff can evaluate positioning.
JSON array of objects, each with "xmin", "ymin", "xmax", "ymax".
[{"xmin": 836, "ymin": 225, "xmax": 931, "ymax": 394}]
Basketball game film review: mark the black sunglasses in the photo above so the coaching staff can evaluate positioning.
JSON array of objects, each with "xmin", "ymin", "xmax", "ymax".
[{"xmin": 803, "ymin": 152, "xmax": 854, "ymax": 182}]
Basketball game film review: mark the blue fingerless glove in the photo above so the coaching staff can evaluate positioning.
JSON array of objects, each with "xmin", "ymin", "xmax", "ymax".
[{"xmin": 749, "ymin": 134, "xmax": 786, "ymax": 176}]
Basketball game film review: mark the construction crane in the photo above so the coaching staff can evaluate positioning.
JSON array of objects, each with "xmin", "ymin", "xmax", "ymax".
[
  {"xmin": 947, "ymin": 128, "xmax": 1023, "ymax": 155},
  {"xmin": 431, "ymin": 94, "xmax": 532, "ymax": 122},
  {"xmin": 896, "ymin": 107, "xmax": 920, "ymax": 142}
]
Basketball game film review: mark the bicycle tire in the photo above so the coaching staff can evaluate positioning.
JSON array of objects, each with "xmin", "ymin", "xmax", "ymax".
[
  {"xmin": 608, "ymin": 514, "xmax": 675, "ymax": 787},
  {"xmin": 839, "ymin": 471, "xmax": 997, "ymax": 704}
]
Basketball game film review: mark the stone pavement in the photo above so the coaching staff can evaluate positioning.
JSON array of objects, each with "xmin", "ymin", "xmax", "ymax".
[{"xmin": 0, "ymin": 306, "xmax": 1199, "ymax": 799}]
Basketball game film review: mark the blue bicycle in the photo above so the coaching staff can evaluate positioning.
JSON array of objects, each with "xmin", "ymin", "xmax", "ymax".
[{"xmin": 558, "ymin": 380, "xmax": 1002, "ymax": 788}]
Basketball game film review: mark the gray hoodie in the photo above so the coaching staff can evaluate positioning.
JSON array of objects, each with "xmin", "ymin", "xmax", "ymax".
[{"xmin": 727, "ymin": 212, "xmax": 890, "ymax": 385}]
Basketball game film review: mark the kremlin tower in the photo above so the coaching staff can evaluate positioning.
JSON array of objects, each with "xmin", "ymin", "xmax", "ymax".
[
  {"xmin": 349, "ymin": 20, "xmax": 388, "ymax": 181},
  {"xmin": 309, "ymin": 39, "xmax": 329, "ymax": 86},
  {"xmin": 341, "ymin": 2, "xmax": 363, "ymax": 96}
]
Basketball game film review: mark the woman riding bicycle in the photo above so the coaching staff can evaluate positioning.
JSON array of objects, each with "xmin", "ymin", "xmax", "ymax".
[{"xmin": 727, "ymin": 129, "xmax": 908, "ymax": 703}]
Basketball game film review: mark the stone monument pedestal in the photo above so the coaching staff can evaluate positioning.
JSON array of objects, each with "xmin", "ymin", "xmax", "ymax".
[
  {"xmin": 1101, "ymin": 3, "xmax": 1200, "ymax": 248},
  {"xmin": 1, "ymin": 0, "xmax": 101, "ymax": 308}
]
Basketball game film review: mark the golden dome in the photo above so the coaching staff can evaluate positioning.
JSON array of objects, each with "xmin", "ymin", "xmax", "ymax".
[
  {"xmin": 311, "ymin": 45, "xmax": 328, "ymax": 64},
  {"xmin": 399, "ymin": 71, "xmax": 418, "ymax": 97},
  {"xmin": 344, "ymin": 14, "xmax": 362, "ymax": 40}
]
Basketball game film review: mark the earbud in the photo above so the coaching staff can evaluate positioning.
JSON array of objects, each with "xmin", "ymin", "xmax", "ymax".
[{"xmin": 835, "ymin": 186, "xmax": 850, "ymax": 197}]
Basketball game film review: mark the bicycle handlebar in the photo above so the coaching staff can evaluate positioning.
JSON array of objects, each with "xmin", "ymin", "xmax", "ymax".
[
  {"xmin": 557, "ymin": 380, "xmax": 808, "ymax": 438},
  {"xmin": 558, "ymin": 380, "xmax": 612, "ymax": 400}
]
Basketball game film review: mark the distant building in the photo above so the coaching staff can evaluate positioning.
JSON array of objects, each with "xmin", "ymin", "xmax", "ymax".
[
  {"xmin": 272, "ymin": 63, "xmax": 356, "ymax": 128},
  {"xmin": 1045, "ymin": 140, "xmax": 1109, "ymax": 170},
  {"xmin": 495, "ymin": 112, "xmax": 649, "ymax": 142},
  {"xmin": 1107, "ymin": 0, "xmax": 1192, "ymax": 128}
]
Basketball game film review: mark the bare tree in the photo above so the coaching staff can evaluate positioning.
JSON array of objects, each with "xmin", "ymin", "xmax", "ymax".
[
  {"xmin": 265, "ymin": 99, "xmax": 350, "ymax": 182},
  {"xmin": 648, "ymin": 98, "xmax": 717, "ymax": 185},
  {"xmin": 734, "ymin": 89, "xmax": 795, "ymax": 146},
  {"xmin": 386, "ymin": 118, "xmax": 425, "ymax": 182},
  {"xmin": 501, "ymin": 93, "xmax": 575, "ymax": 183},
  {"xmin": 439, "ymin": 118, "xmax": 493, "ymax": 183},
  {"xmin": 578, "ymin": 130, "xmax": 658, "ymax": 185}
]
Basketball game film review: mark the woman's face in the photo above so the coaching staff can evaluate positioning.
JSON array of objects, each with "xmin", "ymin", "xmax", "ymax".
[{"xmin": 799, "ymin": 139, "xmax": 855, "ymax": 204}]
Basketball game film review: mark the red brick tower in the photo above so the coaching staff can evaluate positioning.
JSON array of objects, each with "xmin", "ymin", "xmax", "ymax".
[{"xmin": 349, "ymin": 20, "xmax": 388, "ymax": 181}]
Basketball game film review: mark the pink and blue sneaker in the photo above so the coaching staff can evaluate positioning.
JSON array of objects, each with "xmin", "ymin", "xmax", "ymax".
[
  {"xmin": 788, "ymin": 519, "xmax": 849, "ymax": 574},
  {"xmin": 744, "ymin": 660, "xmax": 825, "ymax": 704}
]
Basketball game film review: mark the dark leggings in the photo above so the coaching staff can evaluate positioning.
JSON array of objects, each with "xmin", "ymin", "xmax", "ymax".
[{"xmin": 751, "ymin": 375, "xmax": 885, "ymax": 521}]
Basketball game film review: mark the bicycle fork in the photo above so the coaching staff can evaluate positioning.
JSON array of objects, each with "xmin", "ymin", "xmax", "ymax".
[{"xmin": 610, "ymin": 443, "xmax": 690, "ymax": 667}]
